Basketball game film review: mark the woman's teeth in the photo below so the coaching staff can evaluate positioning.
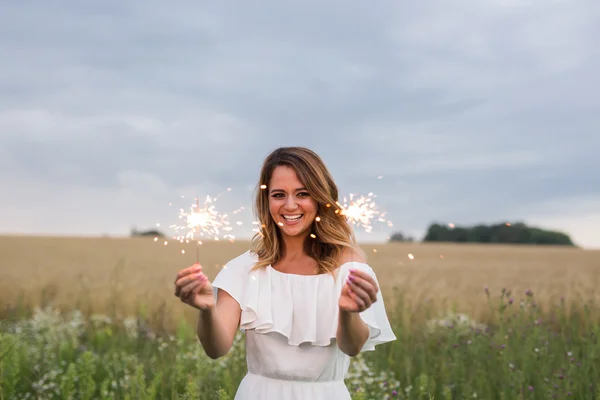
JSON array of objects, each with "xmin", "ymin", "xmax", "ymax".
[{"xmin": 283, "ymin": 214, "xmax": 303, "ymax": 221}]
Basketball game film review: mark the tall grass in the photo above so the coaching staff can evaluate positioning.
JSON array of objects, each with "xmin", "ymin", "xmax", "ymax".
[
  {"xmin": 2, "ymin": 238, "xmax": 599, "ymax": 398},
  {"xmin": 2, "ymin": 237, "xmax": 599, "ymax": 328},
  {"xmin": 2, "ymin": 285, "xmax": 599, "ymax": 399}
]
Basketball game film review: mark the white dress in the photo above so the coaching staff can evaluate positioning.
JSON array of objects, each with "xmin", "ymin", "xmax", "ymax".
[{"xmin": 211, "ymin": 250, "xmax": 397, "ymax": 400}]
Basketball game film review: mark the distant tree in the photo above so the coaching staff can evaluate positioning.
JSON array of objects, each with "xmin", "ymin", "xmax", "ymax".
[
  {"xmin": 389, "ymin": 232, "xmax": 405, "ymax": 242},
  {"xmin": 422, "ymin": 221, "xmax": 575, "ymax": 246},
  {"xmin": 388, "ymin": 232, "xmax": 415, "ymax": 243},
  {"xmin": 130, "ymin": 227, "xmax": 165, "ymax": 238},
  {"xmin": 423, "ymin": 223, "xmax": 445, "ymax": 242}
]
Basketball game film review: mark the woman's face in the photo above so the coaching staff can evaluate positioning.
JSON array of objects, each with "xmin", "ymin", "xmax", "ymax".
[{"xmin": 268, "ymin": 165, "xmax": 318, "ymax": 239}]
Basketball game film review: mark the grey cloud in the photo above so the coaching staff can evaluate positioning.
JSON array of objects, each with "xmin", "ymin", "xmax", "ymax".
[{"xmin": 0, "ymin": 0, "xmax": 599, "ymax": 246}]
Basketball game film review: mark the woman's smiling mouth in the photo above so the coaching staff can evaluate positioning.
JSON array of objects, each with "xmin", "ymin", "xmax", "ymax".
[{"xmin": 282, "ymin": 214, "xmax": 303, "ymax": 224}]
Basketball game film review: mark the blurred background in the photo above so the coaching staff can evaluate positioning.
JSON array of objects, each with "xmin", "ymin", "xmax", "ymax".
[{"xmin": 1, "ymin": 1, "xmax": 599, "ymax": 399}]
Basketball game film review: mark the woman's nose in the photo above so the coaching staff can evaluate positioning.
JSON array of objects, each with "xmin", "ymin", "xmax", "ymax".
[{"xmin": 284, "ymin": 197, "xmax": 298, "ymax": 210}]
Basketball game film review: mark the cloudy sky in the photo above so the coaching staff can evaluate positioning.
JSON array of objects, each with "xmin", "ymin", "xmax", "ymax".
[{"xmin": 1, "ymin": 0, "xmax": 599, "ymax": 248}]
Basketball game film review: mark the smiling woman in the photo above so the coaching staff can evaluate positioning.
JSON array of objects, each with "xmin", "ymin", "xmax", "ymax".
[
  {"xmin": 173, "ymin": 146, "xmax": 396, "ymax": 400},
  {"xmin": 268, "ymin": 166, "xmax": 318, "ymax": 241},
  {"xmin": 251, "ymin": 147, "xmax": 361, "ymax": 277}
]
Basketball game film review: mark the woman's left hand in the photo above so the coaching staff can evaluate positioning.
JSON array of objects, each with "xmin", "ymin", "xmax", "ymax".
[{"xmin": 339, "ymin": 268, "xmax": 379, "ymax": 313}]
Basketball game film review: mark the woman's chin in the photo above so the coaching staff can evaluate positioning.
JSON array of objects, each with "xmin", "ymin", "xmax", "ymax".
[{"xmin": 280, "ymin": 226, "xmax": 310, "ymax": 238}]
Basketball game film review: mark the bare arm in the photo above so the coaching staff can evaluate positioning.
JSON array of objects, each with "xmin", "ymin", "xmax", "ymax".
[
  {"xmin": 336, "ymin": 309, "xmax": 370, "ymax": 357},
  {"xmin": 196, "ymin": 289, "xmax": 242, "ymax": 359},
  {"xmin": 174, "ymin": 263, "xmax": 242, "ymax": 360},
  {"xmin": 336, "ymin": 247, "xmax": 378, "ymax": 356}
]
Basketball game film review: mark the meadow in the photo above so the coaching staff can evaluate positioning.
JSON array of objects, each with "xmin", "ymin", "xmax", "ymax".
[{"xmin": 1, "ymin": 235, "xmax": 599, "ymax": 399}]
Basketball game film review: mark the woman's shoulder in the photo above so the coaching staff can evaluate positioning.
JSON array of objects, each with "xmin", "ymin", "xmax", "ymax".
[
  {"xmin": 337, "ymin": 246, "xmax": 368, "ymax": 268},
  {"xmin": 212, "ymin": 250, "xmax": 257, "ymax": 292},
  {"xmin": 222, "ymin": 250, "xmax": 258, "ymax": 272},
  {"xmin": 335, "ymin": 246, "xmax": 378, "ymax": 278}
]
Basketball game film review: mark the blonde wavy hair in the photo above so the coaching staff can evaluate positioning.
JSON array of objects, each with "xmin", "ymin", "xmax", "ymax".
[{"xmin": 250, "ymin": 147, "xmax": 364, "ymax": 275}]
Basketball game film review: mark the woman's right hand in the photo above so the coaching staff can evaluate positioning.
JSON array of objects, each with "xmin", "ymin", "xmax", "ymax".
[{"xmin": 174, "ymin": 263, "xmax": 215, "ymax": 311}]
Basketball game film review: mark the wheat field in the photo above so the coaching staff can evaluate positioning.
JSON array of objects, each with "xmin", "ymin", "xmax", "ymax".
[
  {"xmin": 3, "ymin": 235, "xmax": 600, "ymax": 399},
  {"xmin": 1, "ymin": 235, "xmax": 598, "ymax": 328}
]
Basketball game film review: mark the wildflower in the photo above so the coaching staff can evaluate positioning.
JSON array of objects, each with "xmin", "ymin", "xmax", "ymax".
[
  {"xmin": 425, "ymin": 312, "xmax": 487, "ymax": 335},
  {"xmin": 525, "ymin": 289, "xmax": 533, "ymax": 297},
  {"xmin": 392, "ymin": 390, "xmax": 398, "ymax": 396},
  {"xmin": 529, "ymin": 386, "xmax": 533, "ymax": 391},
  {"xmin": 508, "ymin": 298, "xmax": 514, "ymax": 304},
  {"xmin": 484, "ymin": 286, "xmax": 489, "ymax": 294}
]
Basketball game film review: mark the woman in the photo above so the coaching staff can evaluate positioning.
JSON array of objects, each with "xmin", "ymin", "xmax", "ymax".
[{"xmin": 174, "ymin": 147, "xmax": 396, "ymax": 399}]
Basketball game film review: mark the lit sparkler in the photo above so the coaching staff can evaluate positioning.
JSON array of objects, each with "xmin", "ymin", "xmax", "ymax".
[
  {"xmin": 156, "ymin": 190, "xmax": 244, "ymax": 262},
  {"xmin": 335, "ymin": 192, "xmax": 393, "ymax": 233},
  {"xmin": 173, "ymin": 196, "xmax": 234, "ymax": 239}
]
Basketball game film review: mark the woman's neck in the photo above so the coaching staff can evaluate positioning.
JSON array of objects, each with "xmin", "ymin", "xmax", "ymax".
[{"xmin": 281, "ymin": 234, "xmax": 307, "ymax": 260}]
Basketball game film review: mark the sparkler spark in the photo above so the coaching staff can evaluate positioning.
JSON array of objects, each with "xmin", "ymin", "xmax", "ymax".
[
  {"xmin": 336, "ymin": 192, "xmax": 393, "ymax": 233},
  {"xmin": 155, "ymin": 189, "xmax": 245, "ymax": 261},
  {"xmin": 170, "ymin": 195, "xmax": 235, "ymax": 243}
]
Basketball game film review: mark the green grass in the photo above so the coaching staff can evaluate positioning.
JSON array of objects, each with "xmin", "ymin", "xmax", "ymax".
[{"xmin": 1, "ymin": 288, "xmax": 599, "ymax": 399}]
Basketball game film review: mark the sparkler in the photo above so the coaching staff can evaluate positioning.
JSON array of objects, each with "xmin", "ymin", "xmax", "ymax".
[
  {"xmin": 156, "ymin": 190, "xmax": 244, "ymax": 263},
  {"xmin": 335, "ymin": 192, "xmax": 393, "ymax": 233}
]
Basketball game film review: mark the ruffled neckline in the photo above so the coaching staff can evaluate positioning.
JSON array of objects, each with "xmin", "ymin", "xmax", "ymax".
[
  {"xmin": 212, "ymin": 251, "xmax": 397, "ymax": 350},
  {"xmin": 267, "ymin": 261, "xmax": 369, "ymax": 278}
]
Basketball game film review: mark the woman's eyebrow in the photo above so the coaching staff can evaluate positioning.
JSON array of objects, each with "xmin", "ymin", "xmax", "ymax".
[{"xmin": 269, "ymin": 187, "xmax": 307, "ymax": 193}]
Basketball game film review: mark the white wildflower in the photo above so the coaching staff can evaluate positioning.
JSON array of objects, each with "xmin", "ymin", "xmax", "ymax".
[
  {"xmin": 89, "ymin": 314, "xmax": 113, "ymax": 328},
  {"xmin": 122, "ymin": 317, "xmax": 139, "ymax": 339},
  {"xmin": 425, "ymin": 312, "xmax": 487, "ymax": 336}
]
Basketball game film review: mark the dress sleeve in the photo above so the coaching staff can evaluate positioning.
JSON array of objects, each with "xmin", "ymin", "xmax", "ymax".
[
  {"xmin": 211, "ymin": 251, "xmax": 253, "ymax": 308},
  {"xmin": 352, "ymin": 263, "xmax": 397, "ymax": 352}
]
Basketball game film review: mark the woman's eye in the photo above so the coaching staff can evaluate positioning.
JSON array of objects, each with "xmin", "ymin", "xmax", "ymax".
[{"xmin": 270, "ymin": 192, "xmax": 310, "ymax": 198}]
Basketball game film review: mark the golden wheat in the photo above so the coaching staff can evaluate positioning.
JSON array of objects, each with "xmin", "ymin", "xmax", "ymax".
[{"xmin": 1, "ymin": 235, "xmax": 598, "ymax": 328}]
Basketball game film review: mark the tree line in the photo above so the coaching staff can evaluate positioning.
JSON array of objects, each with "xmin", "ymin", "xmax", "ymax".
[
  {"xmin": 389, "ymin": 222, "xmax": 575, "ymax": 246},
  {"xmin": 131, "ymin": 222, "xmax": 575, "ymax": 247}
]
